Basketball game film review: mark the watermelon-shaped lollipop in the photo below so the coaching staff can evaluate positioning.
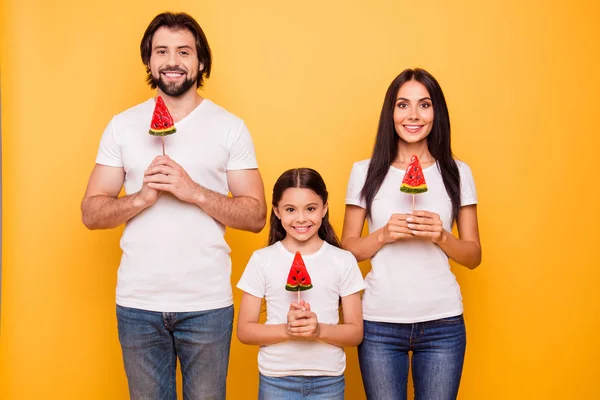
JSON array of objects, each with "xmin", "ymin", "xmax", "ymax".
[
  {"xmin": 400, "ymin": 155, "xmax": 428, "ymax": 210},
  {"xmin": 286, "ymin": 251, "xmax": 313, "ymax": 302},
  {"xmin": 400, "ymin": 155, "xmax": 428, "ymax": 194},
  {"xmin": 149, "ymin": 95, "xmax": 176, "ymax": 155}
]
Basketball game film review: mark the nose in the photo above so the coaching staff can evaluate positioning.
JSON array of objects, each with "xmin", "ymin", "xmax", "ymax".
[
  {"xmin": 166, "ymin": 52, "xmax": 179, "ymax": 67},
  {"xmin": 407, "ymin": 106, "xmax": 419, "ymax": 120},
  {"xmin": 296, "ymin": 211, "xmax": 307, "ymax": 223}
]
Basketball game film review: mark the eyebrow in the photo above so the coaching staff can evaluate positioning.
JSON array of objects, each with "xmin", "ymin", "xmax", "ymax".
[
  {"xmin": 152, "ymin": 45, "xmax": 194, "ymax": 50},
  {"xmin": 282, "ymin": 203, "xmax": 319, "ymax": 208},
  {"xmin": 396, "ymin": 97, "xmax": 432, "ymax": 102}
]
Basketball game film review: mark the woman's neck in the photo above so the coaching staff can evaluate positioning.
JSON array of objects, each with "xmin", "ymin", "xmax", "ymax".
[{"xmin": 393, "ymin": 141, "xmax": 435, "ymax": 168}]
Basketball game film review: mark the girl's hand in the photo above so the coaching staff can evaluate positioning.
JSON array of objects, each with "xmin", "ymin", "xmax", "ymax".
[
  {"xmin": 378, "ymin": 213, "xmax": 414, "ymax": 244},
  {"xmin": 406, "ymin": 210, "xmax": 448, "ymax": 243},
  {"xmin": 287, "ymin": 301, "xmax": 320, "ymax": 340}
]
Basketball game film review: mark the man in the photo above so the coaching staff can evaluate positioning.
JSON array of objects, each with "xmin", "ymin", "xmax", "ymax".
[{"xmin": 81, "ymin": 12, "xmax": 266, "ymax": 400}]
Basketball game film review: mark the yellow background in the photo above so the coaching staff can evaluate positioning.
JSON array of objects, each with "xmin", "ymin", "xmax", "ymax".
[{"xmin": 2, "ymin": 0, "xmax": 599, "ymax": 399}]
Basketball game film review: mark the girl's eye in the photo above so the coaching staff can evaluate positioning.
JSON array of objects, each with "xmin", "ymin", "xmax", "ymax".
[
  {"xmin": 420, "ymin": 102, "xmax": 432, "ymax": 108},
  {"xmin": 307, "ymin": 207, "xmax": 316, "ymax": 212},
  {"xmin": 285, "ymin": 207, "xmax": 295, "ymax": 213}
]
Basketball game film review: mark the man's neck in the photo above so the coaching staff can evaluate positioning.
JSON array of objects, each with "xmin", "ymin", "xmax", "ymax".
[{"xmin": 157, "ymin": 89, "xmax": 204, "ymax": 122}]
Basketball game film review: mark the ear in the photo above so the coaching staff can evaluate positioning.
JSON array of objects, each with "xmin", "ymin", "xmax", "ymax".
[
  {"xmin": 273, "ymin": 207, "xmax": 281, "ymax": 220},
  {"xmin": 199, "ymin": 62, "xmax": 204, "ymax": 72},
  {"xmin": 322, "ymin": 203, "xmax": 329, "ymax": 218}
]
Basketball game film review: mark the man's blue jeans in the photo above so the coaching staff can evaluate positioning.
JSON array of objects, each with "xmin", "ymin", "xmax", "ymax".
[
  {"xmin": 358, "ymin": 315, "xmax": 466, "ymax": 400},
  {"xmin": 116, "ymin": 304, "xmax": 233, "ymax": 400}
]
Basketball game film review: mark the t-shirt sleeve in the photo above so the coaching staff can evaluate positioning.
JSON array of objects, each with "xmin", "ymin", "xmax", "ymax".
[
  {"xmin": 338, "ymin": 251, "xmax": 365, "ymax": 297},
  {"xmin": 95, "ymin": 118, "xmax": 123, "ymax": 167},
  {"xmin": 458, "ymin": 161, "xmax": 478, "ymax": 206},
  {"xmin": 236, "ymin": 252, "xmax": 266, "ymax": 299},
  {"xmin": 227, "ymin": 121, "xmax": 258, "ymax": 171},
  {"xmin": 345, "ymin": 162, "xmax": 367, "ymax": 209}
]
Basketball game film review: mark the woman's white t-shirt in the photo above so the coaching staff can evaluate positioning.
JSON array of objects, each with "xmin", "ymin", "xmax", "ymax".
[
  {"xmin": 345, "ymin": 159, "xmax": 477, "ymax": 323},
  {"xmin": 237, "ymin": 241, "xmax": 365, "ymax": 377}
]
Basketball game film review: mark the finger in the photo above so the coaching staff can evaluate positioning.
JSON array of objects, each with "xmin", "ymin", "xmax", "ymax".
[
  {"xmin": 390, "ymin": 232, "xmax": 415, "ymax": 240},
  {"xmin": 303, "ymin": 302, "xmax": 311, "ymax": 311},
  {"xmin": 144, "ymin": 174, "xmax": 172, "ymax": 184},
  {"xmin": 411, "ymin": 210, "xmax": 440, "ymax": 219},
  {"xmin": 409, "ymin": 230, "xmax": 438, "ymax": 238},
  {"xmin": 146, "ymin": 165, "xmax": 177, "ymax": 176},
  {"xmin": 147, "ymin": 183, "xmax": 172, "ymax": 191}
]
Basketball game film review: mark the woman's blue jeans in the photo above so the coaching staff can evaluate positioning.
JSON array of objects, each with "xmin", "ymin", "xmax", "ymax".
[{"xmin": 358, "ymin": 315, "xmax": 466, "ymax": 400}]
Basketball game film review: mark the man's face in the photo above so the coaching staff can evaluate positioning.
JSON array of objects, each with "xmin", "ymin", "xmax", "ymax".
[{"xmin": 148, "ymin": 27, "xmax": 201, "ymax": 97}]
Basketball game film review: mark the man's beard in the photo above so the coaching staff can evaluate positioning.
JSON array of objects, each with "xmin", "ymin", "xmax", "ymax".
[{"xmin": 152, "ymin": 70, "xmax": 197, "ymax": 97}]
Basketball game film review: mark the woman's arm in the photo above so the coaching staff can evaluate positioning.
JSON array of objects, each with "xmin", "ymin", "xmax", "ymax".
[
  {"xmin": 408, "ymin": 205, "xmax": 482, "ymax": 269},
  {"xmin": 341, "ymin": 205, "xmax": 413, "ymax": 262},
  {"xmin": 236, "ymin": 292, "xmax": 291, "ymax": 346}
]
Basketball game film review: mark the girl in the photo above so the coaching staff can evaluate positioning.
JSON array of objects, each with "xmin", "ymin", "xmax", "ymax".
[
  {"xmin": 342, "ymin": 68, "xmax": 482, "ymax": 400},
  {"xmin": 237, "ymin": 168, "xmax": 364, "ymax": 400}
]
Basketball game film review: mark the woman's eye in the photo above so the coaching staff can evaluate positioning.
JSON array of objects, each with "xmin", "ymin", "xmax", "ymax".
[
  {"xmin": 397, "ymin": 103, "xmax": 408, "ymax": 109},
  {"xmin": 420, "ymin": 102, "xmax": 432, "ymax": 108}
]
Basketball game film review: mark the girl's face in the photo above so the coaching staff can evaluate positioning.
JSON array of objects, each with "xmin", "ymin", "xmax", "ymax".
[
  {"xmin": 274, "ymin": 187, "xmax": 328, "ymax": 248},
  {"xmin": 393, "ymin": 80, "xmax": 434, "ymax": 144}
]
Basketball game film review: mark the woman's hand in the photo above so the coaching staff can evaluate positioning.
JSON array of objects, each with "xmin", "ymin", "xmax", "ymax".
[
  {"xmin": 378, "ymin": 213, "xmax": 414, "ymax": 244},
  {"xmin": 406, "ymin": 210, "xmax": 448, "ymax": 243}
]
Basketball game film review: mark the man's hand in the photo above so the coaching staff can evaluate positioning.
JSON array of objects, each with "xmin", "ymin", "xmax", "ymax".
[{"xmin": 143, "ymin": 155, "xmax": 200, "ymax": 204}]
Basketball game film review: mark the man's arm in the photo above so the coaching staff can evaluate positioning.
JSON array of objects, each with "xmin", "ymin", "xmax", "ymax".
[
  {"xmin": 144, "ymin": 156, "xmax": 267, "ymax": 233},
  {"xmin": 81, "ymin": 164, "xmax": 159, "ymax": 230}
]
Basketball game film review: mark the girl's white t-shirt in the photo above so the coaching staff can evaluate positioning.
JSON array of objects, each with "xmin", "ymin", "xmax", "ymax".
[
  {"xmin": 345, "ymin": 159, "xmax": 477, "ymax": 323},
  {"xmin": 237, "ymin": 241, "xmax": 365, "ymax": 377}
]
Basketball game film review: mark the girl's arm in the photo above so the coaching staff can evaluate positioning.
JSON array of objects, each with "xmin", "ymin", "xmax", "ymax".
[
  {"xmin": 287, "ymin": 293, "xmax": 364, "ymax": 347},
  {"xmin": 408, "ymin": 205, "xmax": 482, "ymax": 269},
  {"xmin": 341, "ymin": 205, "xmax": 412, "ymax": 262},
  {"xmin": 318, "ymin": 292, "xmax": 363, "ymax": 347},
  {"xmin": 236, "ymin": 292, "xmax": 291, "ymax": 346}
]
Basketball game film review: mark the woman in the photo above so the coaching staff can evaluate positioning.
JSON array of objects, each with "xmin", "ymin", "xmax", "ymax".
[{"xmin": 342, "ymin": 68, "xmax": 481, "ymax": 400}]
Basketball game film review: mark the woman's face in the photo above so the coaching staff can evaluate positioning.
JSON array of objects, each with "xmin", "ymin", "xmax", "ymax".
[{"xmin": 393, "ymin": 80, "xmax": 434, "ymax": 144}]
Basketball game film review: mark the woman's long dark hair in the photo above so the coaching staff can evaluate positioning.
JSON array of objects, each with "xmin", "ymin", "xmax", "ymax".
[
  {"xmin": 360, "ymin": 68, "xmax": 461, "ymax": 223},
  {"xmin": 268, "ymin": 168, "xmax": 341, "ymax": 248}
]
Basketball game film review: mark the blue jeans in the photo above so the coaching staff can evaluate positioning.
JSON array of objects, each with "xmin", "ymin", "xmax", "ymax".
[
  {"xmin": 259, "ymin": 374, "xmax": 345, "ymax": 400},
  {"xmin": 358, "ymin": 315, "xmax": 466, "ymax": 400},
  {"xmin": 116, "ymin": 304, "xmax": 233, "ymax": 400}
]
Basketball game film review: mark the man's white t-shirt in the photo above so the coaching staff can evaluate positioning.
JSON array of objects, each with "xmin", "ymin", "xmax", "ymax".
[
  {"xmin": 345, "ymin": 159, "xmax": 477, "ymax": 323},
  {"xmin": 96, "ymin": 98, "xmax": 258, "ymax": 312},
  {"xmin": 236, "ymin": 241, "xmax": 365, "ymax": 377}
]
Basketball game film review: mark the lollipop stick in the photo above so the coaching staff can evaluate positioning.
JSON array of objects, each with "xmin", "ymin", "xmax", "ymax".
[
  {"xmin": 161, "ymin": 137, "xmax": 165, "ymax": 156},
  {"xmin": 297, "ymin": 291, "xmax": 300, "ymax": 304},
  {"xmin": 412, "ymin": 194, "xmax": 415, "ymax": 211}
]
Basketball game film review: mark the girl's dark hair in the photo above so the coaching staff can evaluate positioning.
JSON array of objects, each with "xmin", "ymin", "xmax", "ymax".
[
  {"xmin": 269, "ymin": 168, "xmax": 341, "ymax": 248},
  {"xmin": 140, "ymin": 12, "xmax": 212, "ymax": 89},
  {"xmin": 360, "ymin": 68, "xmax": 461, "ymax": 223}
]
